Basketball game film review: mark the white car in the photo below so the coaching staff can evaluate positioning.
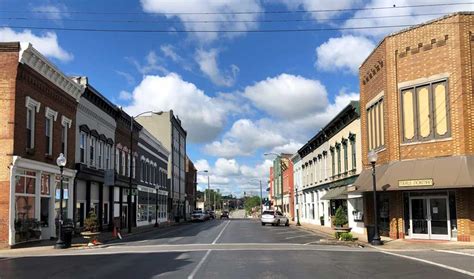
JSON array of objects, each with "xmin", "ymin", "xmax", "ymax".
[
  {"xmin": 191, "ymin": 210, "xmax": 208, "ymax": 222},
  {"xmin": 261, "ymin": 210, "xmax": 289, "ymax": 226}
]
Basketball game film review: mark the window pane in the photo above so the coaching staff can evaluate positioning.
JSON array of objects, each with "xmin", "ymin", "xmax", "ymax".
[
  {"xmin": 15, "ymin": 196, "xmax": 36, "ymax": 219},
  {"xmin": 367, "ymin": 110, "xmax": 372, "ymax": 150},
  {"xmin": 374, "ymin": 103, "xmax": 379, "ymax": 148},
  {"xmin": 433, "ymin": 82, "xmax": 448, "ymax": 137},
  {"xmin": 15, "ymin": 176, "xmax": 25, "ymax": 193},
  {"xmin": 379, "ymin": 101, "xmax": 384, "ymax": 146},
  {"xmin": 417, "ymin": 86, "xmax": 431, "ymax": 138},
  {"xmin": 402, "ymin": 90, "xmax": 415, "ymax": 140},
  {"xmin": 41, "ymin": 174, "xmax": 50, "ymax": 195}
]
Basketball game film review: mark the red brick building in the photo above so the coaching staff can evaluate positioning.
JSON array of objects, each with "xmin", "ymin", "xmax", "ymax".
[
  {"xmin": 355, "ymin": 12, "xmax": 474, "ymax": 241},
  {"xmin": 0, "ymin": 42, "xmax": 83, "ymax": 247},
  {"xmin": 185, "ymin": 156, "xmax": 197, "ymax": 217},
  {"xmin": 282, "ymin": 158, "xmax": 294, "ymax": 220}
]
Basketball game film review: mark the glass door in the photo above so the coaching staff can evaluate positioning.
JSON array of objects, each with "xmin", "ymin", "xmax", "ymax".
[
  {"xmin": 429, "ymin": 197, "xmax": 450, "ymax": 240},
  {"xmin": 410, "ymin": 198, "xmax": 429, "ymax": 239}
]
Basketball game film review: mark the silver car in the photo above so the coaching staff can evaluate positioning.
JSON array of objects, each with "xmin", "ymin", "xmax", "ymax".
[{"xmin": 261, "ymin": 210, "xmax": 289, "ymax": 226}]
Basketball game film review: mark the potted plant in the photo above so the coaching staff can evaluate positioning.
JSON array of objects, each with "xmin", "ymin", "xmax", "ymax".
[
  {"xmin": 81, "ymin": 211, "xmax": 100, "ymax": 245},
  {"xmin": 333, "ymin": 206, "xmax": 348, "ymax": 228},
  {"xmin": 320, "ymin": 215, "xmax": 325, "ymax": 226}
]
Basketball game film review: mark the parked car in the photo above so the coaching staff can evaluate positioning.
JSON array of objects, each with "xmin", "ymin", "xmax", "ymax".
[
  {"xmin": 208, "ymin": 211, "xmax": 216, "ymax": 219},
  {"xmin": 220, "ymin": 211, "xmax": 229, "ymax": 219},
  {"xmin": 191, "ymin": 210, "xmax": 207, "ymax": 222},
  {"xmin": 261, "ymin": 210, "xmax": 289, "ymax": 226}
]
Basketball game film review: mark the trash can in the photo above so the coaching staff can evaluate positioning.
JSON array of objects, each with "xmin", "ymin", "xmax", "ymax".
[
  {"xmin": 366, "ymin": 225, "xmax": 375, "ymax": 243},
  {"xmin": 62, "ymin": 220, "xmax": 74, "ymax": 248}
]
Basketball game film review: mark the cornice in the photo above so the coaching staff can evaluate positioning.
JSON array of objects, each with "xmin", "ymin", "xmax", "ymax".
[{"xmin": 19, "ymin": 43, "xmax": 84, "ymax": 102}]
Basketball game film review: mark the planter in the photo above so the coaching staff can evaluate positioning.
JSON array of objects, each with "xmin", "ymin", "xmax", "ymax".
[{"xmin": 80, "ymin": 231, "xmax": 101, "ymax": 246}]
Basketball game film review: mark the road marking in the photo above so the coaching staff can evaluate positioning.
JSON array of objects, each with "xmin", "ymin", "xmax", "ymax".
[
  {"xmin": 276, "ymin": 231, "xmax": 301, "ymax": 235},
  {"xmin": 434, "ymin": 250, "xmax": 474, "ymax": 257},
  {"xmin": 187, "ymin": 249, "xmax": 211, "ymax": 279},
  {"xmin": 380, "ymin": 250, "xmax": 474, "ymax": 277},
  {"xmin": 212, "ymin": 220, "xmax": 230, "ymax": 244},
  {"xmin": 285, "ymin": 234, "xmax": 314, "ymax": 240}
]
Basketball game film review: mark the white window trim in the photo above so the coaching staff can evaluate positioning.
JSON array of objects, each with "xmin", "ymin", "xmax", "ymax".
[
  {"xmin": 25, "ymin": 97, "xmax": 40, "ymax": 149},
  {"xmin": 132, "ymin": 156, "xmax": 136, "ymax": 179},
  {"xmin": 45, "ymin": 107, "xmax": 58, "ymax": 121},
  {"xmin": 61, "ymin": 115, "xmax": 72, "ymax": 128},
  {"xmin": 26, "ymin": 96, "xmax": 41, "ymax": 112}
]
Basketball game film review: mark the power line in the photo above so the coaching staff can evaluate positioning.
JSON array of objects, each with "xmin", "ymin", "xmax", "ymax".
[
  {"xmin": 0, "ymin": 12, "xmax": 454, "ymax": 24},
  {"xmin": 0, "ymin": 2, "xmax": 472, "ymax": 15},
  {"xmin": 0, "ymin": 21, "xmax": 465, "ymax": 33}
]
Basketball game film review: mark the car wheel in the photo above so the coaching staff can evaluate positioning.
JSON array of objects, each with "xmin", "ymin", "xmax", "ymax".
[
  {"xmin": 271, "ymin": 223, "xmax": 275, "ymax": 226},
  {"xmin": 261, "ymin": 222, "xmax": 265, "ymax": 226},
  {"xmin": 276, "ymin": 220, "xmax": 280, "ymax": 226},
  {"xmin": 285, "ymin": 220, "xmax": 289, "ymax": 226}
]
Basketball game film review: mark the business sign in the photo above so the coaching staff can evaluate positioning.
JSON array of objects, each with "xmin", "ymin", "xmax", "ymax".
[{"xmin": 398, "ymin": 179, "xmax": 433, "ymax": 187}]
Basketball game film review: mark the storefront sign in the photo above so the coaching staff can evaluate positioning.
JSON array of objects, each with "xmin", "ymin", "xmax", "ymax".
[
  {"xmin": 398, "ymin": 179, "xmax": 433, "ymax": 187},
  {"xmin": 347, "ymin": 185, "xmax": 357, "ymax": 192}
]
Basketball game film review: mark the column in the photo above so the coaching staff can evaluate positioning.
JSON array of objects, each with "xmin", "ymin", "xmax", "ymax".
[
  {"xmin": 98, "ymin": 183, "xmax": 103, "ymax": 231},
  {"xmin": 86, "ymin": 181, "xmax": 91, "ymax": 217}
]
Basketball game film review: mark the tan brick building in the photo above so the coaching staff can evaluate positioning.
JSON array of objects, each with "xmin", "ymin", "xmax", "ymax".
[
  {"xmin": 0, "ymin": 42, "xmax": 84, "ymax": 247},
  {"xmin": 354, "ymin": 12, "xmax": 474, "ymax": 242}
]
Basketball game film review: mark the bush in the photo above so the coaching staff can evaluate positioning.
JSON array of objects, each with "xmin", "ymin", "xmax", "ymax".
[
  {"xmin": 333, "ymin": 206, "xmax": 348, "ymax": 227},
  {"xmin": 339, "ymin": 232, "xmax": 353, "ymax": 241}
]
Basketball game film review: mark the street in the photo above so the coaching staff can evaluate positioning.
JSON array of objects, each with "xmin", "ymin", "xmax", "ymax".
[{"xmin": 0, "ymin": 215, "xmax": 473, "ymax": 279}]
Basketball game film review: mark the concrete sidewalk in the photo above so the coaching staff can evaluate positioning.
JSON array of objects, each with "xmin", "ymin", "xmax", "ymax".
[{"xmin": 292, "ymin": 221, "xmax": 474, "ymax": 251}]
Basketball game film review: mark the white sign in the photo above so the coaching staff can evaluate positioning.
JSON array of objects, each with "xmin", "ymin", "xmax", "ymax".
[{"xmin": 398, "ymin": 179, "xmax": 433, "ymax": 187}]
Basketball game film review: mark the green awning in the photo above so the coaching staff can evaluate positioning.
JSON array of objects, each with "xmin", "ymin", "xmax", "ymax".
[{"xmin": 321, "ymin": 186, "xmax": 348, "ymax": 200}]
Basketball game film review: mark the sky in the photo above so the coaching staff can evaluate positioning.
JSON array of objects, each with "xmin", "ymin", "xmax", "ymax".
[{"xmin": 1, "ymin": 0, "xmax": 472, "ymax": 197}]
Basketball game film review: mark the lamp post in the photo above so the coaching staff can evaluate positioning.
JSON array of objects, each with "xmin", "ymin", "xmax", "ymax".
[
  {"xmin": 368, "ymin": 150, "xmax": 383, "ymax": 246},
  {"xmin": 295, "ymin": 186, "xmax": 301, "ymax": 226},
  {"xmin": 55, "ymin": 153, "xmax": 67, "ymax": 249},
  {"xmin": 128, "ymin": 110, "xmax": 163, "ymax": 233}
]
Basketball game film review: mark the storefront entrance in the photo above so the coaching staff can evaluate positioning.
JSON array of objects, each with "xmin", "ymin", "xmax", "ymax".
[{"xmin": 409, "ymin": 196, "xmax": 450, "ymax": 240}]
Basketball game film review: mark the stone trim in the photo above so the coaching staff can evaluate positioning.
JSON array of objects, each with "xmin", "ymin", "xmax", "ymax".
[
  {"xmin": 45, "ymin": 107, "xmax": 58, "ymax": 121},
  {"xmin": 61, "ymin": 115, "xmax": 72, "ymax": 128}
]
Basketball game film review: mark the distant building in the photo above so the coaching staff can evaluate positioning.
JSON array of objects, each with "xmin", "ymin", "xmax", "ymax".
[
  {"xmin": 136, "ymin": 110, "xmax": 187, "ymax": 222},
  {"xmin": 185, "ymin": 156, "xmax": 197, "ymax": 218}
]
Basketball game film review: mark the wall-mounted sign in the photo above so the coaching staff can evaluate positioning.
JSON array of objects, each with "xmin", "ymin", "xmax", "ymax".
[
  {"xmin": 398, "ymin": 179, "xmax": 433, "ymax": 187},
  {"xmin": 347, "ymin": 185, "xmax": 357, "ymax": 192}
]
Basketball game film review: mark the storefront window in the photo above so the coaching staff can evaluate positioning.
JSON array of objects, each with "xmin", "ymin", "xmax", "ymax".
[
  {"xmin": 14, "ymin": 170, "xmax": 40, "ymax": 243},
  {"xmin": 55, "ymin": 176, "xmax": 69, "ymax": 221}
]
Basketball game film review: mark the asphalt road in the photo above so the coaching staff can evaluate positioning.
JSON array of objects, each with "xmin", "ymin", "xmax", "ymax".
[{"xmin": 0, "ymin": 218, "xmax": 472, "ymax": 279}]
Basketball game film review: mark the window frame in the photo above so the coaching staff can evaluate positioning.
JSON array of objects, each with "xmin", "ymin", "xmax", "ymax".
[
  {"xmin": 400, "ymin": 79, "xmax": 451, "ymax": 143},
  {"xmin": 80, "ymin": 132, "xmax": 87, "ymax": 163},
  {"xmin": 366, "ymin": 98, "xmax": 385, "ymax": 151},
  {"xmin": 44, "ymin": 107, "xmax": 57, "ymax": 156},
  {"xmin": 25, "ymin": 97, "xmax": 40, "ymax": 150}
]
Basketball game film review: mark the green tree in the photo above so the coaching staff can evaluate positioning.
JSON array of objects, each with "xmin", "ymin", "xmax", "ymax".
[
  {"xmin": 244, "ymin": 196, "xmax": 261, "ymax": 214},
  {"xmin": 333, "ymin": 206, "xmax": 348, "ymax": 227}
]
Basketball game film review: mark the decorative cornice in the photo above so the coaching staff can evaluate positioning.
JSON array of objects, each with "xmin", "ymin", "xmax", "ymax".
[
  {"xmin": 77, "ymin": 102, "xmax": 116, "ymax": 132},
  {"xmin": 61, "ymin": 115, "xmax": 72, "ymax": 128},
  {"xmin": 45, "ymin": 107, "xmax": 58, "ymax": 121},
  {"xmin": 19, "ymin": 43, "xmax": 84, "ymax": 102}
]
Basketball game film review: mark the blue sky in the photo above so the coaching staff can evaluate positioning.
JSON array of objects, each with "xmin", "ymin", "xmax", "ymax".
[{"xmin": 1, "ymin": 0, "xmax": 472, "ymax": 197}]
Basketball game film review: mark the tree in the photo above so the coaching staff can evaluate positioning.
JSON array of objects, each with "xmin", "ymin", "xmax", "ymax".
[
  {"xmin": 244, "ymin": 196, "xmax": 261, "ymax": 214},
  {"xmin": 333, "ymin": 206, "xmax": 348, "ymax": 227}
]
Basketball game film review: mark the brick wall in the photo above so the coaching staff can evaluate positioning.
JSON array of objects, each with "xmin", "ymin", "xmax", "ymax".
[{"xmin": 0, "ymin": 43, "xmax": 19, "ymax": 247}]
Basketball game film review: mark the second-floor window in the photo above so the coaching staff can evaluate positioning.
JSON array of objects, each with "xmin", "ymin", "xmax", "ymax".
[
  {"xmin": 25, "ymin": 96, "xmax": 40, "ymax": 150},
  {"xmin": 343, "ymin": 140, "xmax": 348, "ymax": 173},
  {"xmin": 98, "ymin": 141, "xmax": 103, "ymax": 169},
  {"xmin": 105, "ymin": 145, "xmax": 110, "ymax": 169},
  {"xmin": 80, "ymin": 133, "xmax": 86, "ymax": 163},
  {"xmin": 330, "ymin": 149, "xmax": 335, "ymax": 176},
  {"xmin": 401, "ymin": 80, "xmax": 450, "ymax": 143},
  {"xmin": 132, "ymin": 156, "xmax": 136, "ymax": 178},
  {"xmin": 121, "ymin": 151, "xmax": 126, "ymax": 175},
  {"xmin": 350, "ymin": 136, "xmax": 356, "ymax": 170},
  {"xmin": 115, "ymin": 149, "xmax": 120, "ymax": 172},
  {"xmin": 367, "ymin": 98, "xmax": 385, "ymax": 150},
  {"xmin": 45, "ymin": 117, "xmax": 52, "ymax": 155},
  {"xmin": 90, "ymin": 137, "xmax": 96, "ymax": 166}
]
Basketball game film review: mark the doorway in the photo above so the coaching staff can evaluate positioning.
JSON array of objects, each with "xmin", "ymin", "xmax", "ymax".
[{"xmin": 409, "ymin": 196, "xmax": 450, "ymax": 240}]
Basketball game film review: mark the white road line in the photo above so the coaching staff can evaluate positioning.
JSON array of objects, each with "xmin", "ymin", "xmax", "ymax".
[
  {"xmin": 380, "ymin": 250, "xmax": 474, "ymax": 277},
  {"xmin": 212, "ymin": 220, "xmax": 230, "ymax": 244},
  {"xmin": 187, "ymin": 249, "xmax": 211, "ymax": 279},
  {"xmin": 435, "ymin": 250, "xmax": 474, "ymax": 257},
  {"xmin": 285, "ymin": 234, "xmax": 313, "ymax": 240},
  {"xmin": 276, "ymin": 231, "xmax": 300, "ymax": 235}
]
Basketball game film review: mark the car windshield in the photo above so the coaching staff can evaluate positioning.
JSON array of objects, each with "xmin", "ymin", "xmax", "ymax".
[{"xmin": 262, "ymin": 211, "xmax": 274, "ymax": 215}]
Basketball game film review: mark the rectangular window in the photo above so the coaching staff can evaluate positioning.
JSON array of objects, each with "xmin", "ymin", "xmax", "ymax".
[
  {"xmin": 351, "ymin": 137, "xmax": 356, "ymax": 170},
  {"xmin": 330, "ymin": 149, "xmax": 335, "ymax": 177},
  {"xmin": 401, "ymin": 80, "xmax": 450, "ymax": 143},
  {"xmin": 115, "ymin": 149, "xmax": 120, "ymax": 173},
  {"xmin": 61, "ymin": 125, "xmax": 67, "ymax": 156},
  {"xmin": 90, "ymin": 137, "xmax": 95, "ymax": 166},
  {"xmin": 127, "ymin": 154, "xmax": 131, "ymax": 177},
  {"xmin": 105, "ymin": 145, "xmax": 110, "ymax": 169},
  {"xmin": 336, "ymin": 145, "xmax": 341, "ymax": 174},
  {"xmin": 80, "ymin": 133, "xmax": 86, "ymax": 163},
  {"xmin": 121, "ymin": 151, "xmax": 126, "ymax": 175},
  {"xmin": 26, "ymin": 108, "xmax": 34, "ymax": 149},
  {"xmin": 141, "ymin": 160, "xmax": 144, "ymax": 181},
  {"xmin": 98, "ymin": 141, "xmax": 103, "ymax": 169},
  {"xmin": 132, "ymin": 157, "xmax": 136, "ymax": 178},
  {"xmin": 367, "ymin": 98, "xmax": 385, "ymax": 150},
  {"xmin": 343, "ymin": 142, "xmax": 348, "ymax": 172},
  {"xmin": 45, "ymin": 117, "xmax": 52, "ymax": 155}
]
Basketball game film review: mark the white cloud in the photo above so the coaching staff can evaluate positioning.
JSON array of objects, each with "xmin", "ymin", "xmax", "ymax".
[
  {"xmin": 244, "ymin": 73, "xmax": 328, "ymax": 119},
  {"xmin": 31, "ymin": 4, "xmax": 70, "ymax": 21},
  {"xmin": 0, "ymin": 28, "xmax": 72, "ymax": 62},
  {"xmin": 127, "ymin": 51, "xmax": 168, "ymax": 75},
  {"xmin": 125, "ymin": 73, "xmax": 233, "ymax": 143},
  {"xmin": 195, "ymin": 48, "xmax": 239, "ymax": 87},
  {"xmin": 315, "ymin": 35, "xmax": 375, "ymax": 74},
  {"xmin": 116, "ymin": 71, "xmax": 136, "ymax": 85},
  {"xmin": 118, "ymin": 90, "xmax": 133, "ymax": 101},
  {"xmin": 277, "ymin": 0, "xmax": 360, "ymax": 21},
  {"xmin": 343, "ymin": 0, "xmax": 474, "ymax": 38},
  {"xmin": 160, "ymin": 44, "xmax": 181, "ymax": 62},
  {"xmin": 140, "ymin": 0, "xmax": 263, "ymax": 42}
]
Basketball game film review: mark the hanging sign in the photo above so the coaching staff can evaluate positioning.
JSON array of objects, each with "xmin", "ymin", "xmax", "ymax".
[{"xmin": 398, "ymin": 179, "xmax": 433, "ymax": 187}]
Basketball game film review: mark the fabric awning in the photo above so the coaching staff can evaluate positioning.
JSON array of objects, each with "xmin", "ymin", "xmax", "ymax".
[
  {"xmin": 352, "ymin": 155, "xmax": 474, "ymax": 192},
  {"xmin": 321, "ymin": 186, "xmax": 348, "ymax": 200}
]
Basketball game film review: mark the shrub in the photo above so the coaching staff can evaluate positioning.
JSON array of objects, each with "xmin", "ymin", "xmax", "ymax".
[
  {"xmin": 83, "ymin": 210, "xmax": 99, "ymax": 232},
  {"xmin": 339, "ymin": 232, "xmax": 353, "ymax": 241},
  {"xmin": 333, "ymin": 206, "xmax": 348, "ymax": 227}
]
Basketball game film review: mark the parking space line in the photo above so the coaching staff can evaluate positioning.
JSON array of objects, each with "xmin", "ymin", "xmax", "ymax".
[
  {"xmin": 434, "ymin": 250, "xmax": 474, "ymax": 257},
  {"xmin": 380, "ymin": 250, "xmax": 474, "ymax": 277},
  {"xmin": 285, "ymin": 234, "xmax": 314, "ymax": 240},
  {"xmin": 276, "ymin": 231, "xmax": 301, "ymax": 235},
  {"xmin": 187, "ymin": 249, "xmax": 211, "ymax": 279}
]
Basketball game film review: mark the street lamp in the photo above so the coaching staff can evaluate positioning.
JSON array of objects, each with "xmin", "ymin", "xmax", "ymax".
[
  {"xmin": 264, "ymin": 152, "xmax": 285, "ymax": 214},
  {"xmin": 55, "ymin": 153, "xmax": 67, "ymax": 249},
  {"xmin": 295, "ymin": 186, "xmax": 301, "ymax": 226},
  {"xmin": 198, "ymin": 170, "xmax": 210, "ymax": 210},
  {"xmin": 247, "ymin": 179, "xmax": 263, "ymax": 217},
  {"xmin": 129, "ymin": 110, "xmax": 163, "ymax": 233},
  {"xmin": 368, "ymin": 150, "xmax": 383, "ymax": 246}
]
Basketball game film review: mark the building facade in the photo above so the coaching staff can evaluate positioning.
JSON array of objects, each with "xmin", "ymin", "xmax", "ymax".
[
  {"xmin": 137, "ymin": 128, "xmax": 169, "ymax": 227},
  {"xmin": 185, "ymin": 156, "xmax": 197, "ymax": 218},
  {"xmin": 72, "ymin": 77, "xmax": 116, "ymax": 231},
  {"xmin": 114, "ymin": 109, "xmax": 141, "ymax": 229},
  {"xmin": 270, "ymin": 154, "xmax": 293, "ymax": 217},
  {"xmin": 0, "ymin": 42, "xmax": 84, "ymax": 246},
  {"xmin": 282, "ymin": 157, "xmax": 294, "ymax": 220},
  {"xmin": 136, "ymin": 110, "xmax": 187, "ymax": 222},
  {"xmin": 354, "ymin": 12, "xmax": 474, "ymax": 241},
  {"xmin": 297, "ymin": 102, "xmax": 364, "ymax": 233},
  {"xmin": 292, "ymin": 153, "xmax": 302, "ymax": 222}
]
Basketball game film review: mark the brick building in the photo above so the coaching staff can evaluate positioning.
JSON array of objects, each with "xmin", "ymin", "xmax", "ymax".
[
  {"xmin": 0, "ymin": 42, "xmax": 84, "ymax": 246},
  {"xmin": 354, "ymin": 12, "xmax": 474, "ymax": 241},
  {"xmin": 185, "ymin": 156, "xmax": 197, "ymax": 218}
]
